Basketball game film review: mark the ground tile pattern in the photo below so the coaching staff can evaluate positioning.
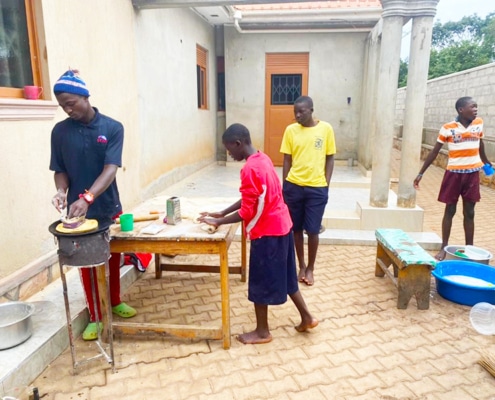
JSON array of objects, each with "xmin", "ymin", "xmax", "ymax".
[{"xmin": 29, "ymin": 150, "xmax": 495, "ymax": 399}]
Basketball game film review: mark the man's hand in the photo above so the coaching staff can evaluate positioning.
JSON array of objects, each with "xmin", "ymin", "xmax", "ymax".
[
  {"xmin": 52, "ymin": 188, "xmax": 67, "ymax": 212},
  {"xmin": 413, "ymin": 174, "xmax": 423, "ymax": 189},
  {"xmin": 199, "ymin": 211, "xmax": 223, "ymax": 219},
  {"xmin": 197, "ymin": 215, "xmax": 220, "ymax": 228},
  {"xmin": 67, "ymin": 198, "xmax": 89, "ymax": 218}
]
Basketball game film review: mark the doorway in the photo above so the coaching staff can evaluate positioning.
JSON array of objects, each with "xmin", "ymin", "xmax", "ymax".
[{"xmin": 264, "ymin": 53, "xmax": 309, "ymax": 166}]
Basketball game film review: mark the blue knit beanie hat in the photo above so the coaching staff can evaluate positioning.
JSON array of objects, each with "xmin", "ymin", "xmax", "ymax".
[{"xmin": 53, "ymin": 69, "xmax": 90, "ymax": 97}]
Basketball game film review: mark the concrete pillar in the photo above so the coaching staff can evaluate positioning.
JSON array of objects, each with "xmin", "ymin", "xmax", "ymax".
[
  {"xmin": 358, "ymin": 22, "xmax": 381, "ymax": 171},
  {"xmin": 369, "ymin": 13, "xmax": 403, "ymax": 207},
  {"xmin": 397, "ymin": 14, "xmax": 436, "ymax": 207}
]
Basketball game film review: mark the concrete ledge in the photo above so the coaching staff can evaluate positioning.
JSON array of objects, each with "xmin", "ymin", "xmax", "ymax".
[
  {"xmin": 0, "ymin": 264, "xmax": 141, "ymax": 398},
  {"xmin": 235, "ymin": 226, "xmax": 442, "ymax": 251},
  {"xmin": 319, "ymin": 229, "xmax": 442, "ymax": 250},
  {"xmin": 358, "ymin": 191, "xmax": 424, "ymax": 232}
]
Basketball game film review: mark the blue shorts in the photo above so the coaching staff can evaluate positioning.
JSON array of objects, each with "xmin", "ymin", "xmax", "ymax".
[
  {"xmin": 438, "ymin": 170, "xmax": 480, "ymax": 204},
  {"xmin": 248, "ymin": 231, "xmax": 299, "ymax": 305},
  {"xmin": 282, "ymin": 181, "xmax": 328, "ymax": 234}
]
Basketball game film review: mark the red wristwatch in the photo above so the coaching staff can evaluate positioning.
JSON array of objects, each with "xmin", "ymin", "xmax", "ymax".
[{"xmin": 79, "ymin": 190, "xmax": 94, "ymax": 205}]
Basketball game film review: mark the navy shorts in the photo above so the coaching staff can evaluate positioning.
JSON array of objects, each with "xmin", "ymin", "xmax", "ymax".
[
  {"xmin": 438, "ymin": 170, "xmax": 480, "ymax": 204},
  {"xmin": 282, "ymin": 181, "xmax": 328, "ymax": 234},
  {"xmin": 248, "ymin": 231, "xmax": 299, "ymax": 305}
]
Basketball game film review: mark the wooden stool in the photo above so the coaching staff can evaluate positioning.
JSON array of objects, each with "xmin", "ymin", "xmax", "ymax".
[{"xmin": 375, "ymin": 229, "xmax": 436, "ymax": 310}]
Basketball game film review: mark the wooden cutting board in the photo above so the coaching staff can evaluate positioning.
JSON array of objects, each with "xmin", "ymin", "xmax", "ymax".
[{"xmin": 55, "ymin": 219, "xmax": 98, "ymax": 234}]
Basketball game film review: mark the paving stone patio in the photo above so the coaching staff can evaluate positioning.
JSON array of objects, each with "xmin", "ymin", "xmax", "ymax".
[{"xmin": 14, "ymin": 150, "xmax": 495, "ymax": 399}]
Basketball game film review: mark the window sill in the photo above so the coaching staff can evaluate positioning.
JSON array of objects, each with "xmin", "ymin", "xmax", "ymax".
[{"xmin": 0, "ymin": 98, "xmax": 58, "ymax": 121}]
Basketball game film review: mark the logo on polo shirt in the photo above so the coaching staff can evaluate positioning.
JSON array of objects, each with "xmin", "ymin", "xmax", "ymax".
[{"xmin": 97, "ymin": 135, "xmax": 108, "ymax": 144}]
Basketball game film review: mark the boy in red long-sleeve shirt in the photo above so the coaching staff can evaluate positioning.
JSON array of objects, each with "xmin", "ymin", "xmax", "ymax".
[{"xmin": 199, "ymin": 123, "xmax": 318, "ymax": 344}]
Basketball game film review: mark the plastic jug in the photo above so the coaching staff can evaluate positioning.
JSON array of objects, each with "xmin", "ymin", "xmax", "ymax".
[
  {"xmin": 470, "ymin": 302, "xmax": 495, "ymax": 335},
  {"xmin": 482, "ymin": 164, "xmax": 494, "ymax": 176}
]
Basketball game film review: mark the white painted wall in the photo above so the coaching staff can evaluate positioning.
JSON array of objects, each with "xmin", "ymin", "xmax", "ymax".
[
  {"xmin": 0, "ymin": 0, "xmax": 140, "ymax": 279},
  {"xmin": 0, "ymin": 1, "xmax": 216, "ymax": 280},
  {"xmin": 134, "ymin": 8, "xmax": 217, "ymax": 197},
  {"xmin": 224, "ymin": 27, "xmax": 368, "ymax": 160}
]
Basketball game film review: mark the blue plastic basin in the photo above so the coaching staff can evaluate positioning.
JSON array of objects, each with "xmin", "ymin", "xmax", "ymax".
[{"xmin": 432, "ymin": 260, "xmax": 495, "ymax": 306}]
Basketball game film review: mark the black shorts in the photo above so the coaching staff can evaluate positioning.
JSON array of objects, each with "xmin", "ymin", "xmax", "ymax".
[
  {"xmin": 248, "ymin": 231, "xmax": 299, "ymax": 305},
  {"xmin": 283, "ymin": 181, "xmax": 328, "ymax": 234}
]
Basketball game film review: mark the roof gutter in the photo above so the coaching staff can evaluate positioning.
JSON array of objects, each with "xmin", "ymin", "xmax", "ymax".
[{"xmin": 232, "ymin": 8, "xmax": 381, "ymax": 34}]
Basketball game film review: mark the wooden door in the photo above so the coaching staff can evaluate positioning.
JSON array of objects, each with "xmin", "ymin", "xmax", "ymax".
[{"xmin": 264, "ymin": 53, "xmax": 309, "ymax": 166}]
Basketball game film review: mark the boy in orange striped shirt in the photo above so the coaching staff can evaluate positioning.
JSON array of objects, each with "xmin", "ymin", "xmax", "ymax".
[{"xmin": 413, "ymin": 97, "xmax": 492, "ymax": 261}]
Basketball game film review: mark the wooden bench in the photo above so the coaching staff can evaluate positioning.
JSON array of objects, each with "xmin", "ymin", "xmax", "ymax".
[{"xmin": 375, "ymin": 229, "xmax": 436, "ymax": 310}]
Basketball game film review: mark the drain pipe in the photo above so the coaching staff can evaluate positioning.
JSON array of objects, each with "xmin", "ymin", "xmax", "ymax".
[{"xmin": 233, "ymin": 10, "xmax": 243, "ymax": 33}]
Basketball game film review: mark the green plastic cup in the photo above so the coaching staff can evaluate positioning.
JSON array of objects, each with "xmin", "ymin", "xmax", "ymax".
[{"xmin": 120, "ymin": 214, "xmax": 134, "ymax": 232}]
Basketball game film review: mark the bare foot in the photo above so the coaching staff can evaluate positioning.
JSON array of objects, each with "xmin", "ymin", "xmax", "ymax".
[
  {"xmin": 435, "ymin": 249, "xmax": 446, "ymax": 261},
  {"xmin": 295, "ymin": 318, "xmax": 319, "ymax": 332},
  {"xmin": 298, "ymin": 267, "xmax": 307, "ymax": 283},
  {"xmin": 236, "ymin": 331, "xmax": 273, "ymax": 344},
  {"xmin": 304, "ymin": 269, "xmax": 314, "ymax": 286}
]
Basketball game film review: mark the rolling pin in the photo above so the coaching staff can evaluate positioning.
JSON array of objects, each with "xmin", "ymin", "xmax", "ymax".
[{"xmin": 115, "ymin": 215, "xmax": 159, "ymax": 224}]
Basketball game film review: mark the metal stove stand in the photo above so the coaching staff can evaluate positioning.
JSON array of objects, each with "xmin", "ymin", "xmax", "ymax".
[{"xmin": 50, "ymin": 223, "xmax": 115, "ymax": 372}]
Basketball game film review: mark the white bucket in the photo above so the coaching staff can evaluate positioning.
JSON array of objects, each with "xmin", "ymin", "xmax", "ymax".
[
  {"xmin": 444, "ymin": 245, "xmax": 492, "ymax": 265},
  {"xmin": 470, "ymin": 302, "xmax": 495, "ymax": 335}
]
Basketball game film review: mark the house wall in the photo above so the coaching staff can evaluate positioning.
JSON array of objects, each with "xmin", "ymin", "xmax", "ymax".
[
  {"xmin": 0, "ymin": 1, "xmax": 216, "ymax": 281},
  {"xmin": 224, "ymin": 27, "xmax": 368, "ymax": 160},
  {"xmin": 134, "ymin": 8, "xmax": 217, "ymax": 198},
  {"xmin": 0, "ymin": 0, "xmax": 139, "ymax": 280}
]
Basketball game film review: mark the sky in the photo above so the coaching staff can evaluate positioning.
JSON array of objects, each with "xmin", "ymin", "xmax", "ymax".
[{"xmin": 401, "ymin": 0, "xmax": 495, "ymax": 59}]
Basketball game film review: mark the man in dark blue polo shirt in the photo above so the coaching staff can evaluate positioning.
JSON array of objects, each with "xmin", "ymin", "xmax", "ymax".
[{"xmin": 50, "ymin": 69, "xmax": 137, "ymax": 340}]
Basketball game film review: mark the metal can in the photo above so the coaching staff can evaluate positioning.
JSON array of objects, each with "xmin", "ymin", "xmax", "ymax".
[{"xmin": 166, "ymin": 196, "xmax": 181, "ymax": 225}]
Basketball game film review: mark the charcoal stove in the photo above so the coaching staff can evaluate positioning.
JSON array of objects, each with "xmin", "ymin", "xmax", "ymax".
[{"xmin": 48, "ymin": 220, "xmax": 115, "ymax": 372}]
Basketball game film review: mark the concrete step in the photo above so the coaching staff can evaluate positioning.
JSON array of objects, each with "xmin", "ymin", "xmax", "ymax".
[
  {"xmin": 323, "ymin": 210, "xmax": 361, "ymax": 230},
  {"xmin": 0, "ymin": 265, "xmax": 141, "ymax": 398}
]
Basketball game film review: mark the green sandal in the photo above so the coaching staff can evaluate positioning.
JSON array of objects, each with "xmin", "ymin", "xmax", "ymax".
[
  {"xmin": 82, "ymin": 322, "xmax": 103, "ymax": 341},
  {"xmin": 112, "ymin": 302, "xmax": 137, "ymax": 318}
]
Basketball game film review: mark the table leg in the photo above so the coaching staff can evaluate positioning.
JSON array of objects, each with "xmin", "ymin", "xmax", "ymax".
[
  {"xmin": 155, "ymin": 253, "xmax": 162, "ymax": 279},
  {"xmin": 219, "ymin": 242, "xmax": 231, "ymax": 349},
  {"xmin": 241, "ymin": 225, "xmax": 247, "ymax": 282}
]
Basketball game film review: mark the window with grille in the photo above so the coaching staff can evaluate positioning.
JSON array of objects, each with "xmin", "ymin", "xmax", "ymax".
[
  {"xmin": 196, "ymin": 45, "xmax": 208, "ymax": 110},
  {"xmin": 0, "ymin": 0, "xmax": 42, "ymax": 98},
  {"xmin": 271, "ymin": 74, "xmax": 302, "ymax": 105}
]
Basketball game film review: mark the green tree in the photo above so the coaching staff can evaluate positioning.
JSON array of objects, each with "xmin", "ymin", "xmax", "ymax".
[
  {"xmin": 398, "ymin": 12, "xmax": 495, "ymax": 87},
  {"xmin": 398, "ymin": 59, "xmax": 408, "ymax": 88}
]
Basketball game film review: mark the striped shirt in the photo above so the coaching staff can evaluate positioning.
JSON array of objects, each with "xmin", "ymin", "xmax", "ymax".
[{"xmin": 437, "ymin": 117, "xmax": 484, "ymax": 172}]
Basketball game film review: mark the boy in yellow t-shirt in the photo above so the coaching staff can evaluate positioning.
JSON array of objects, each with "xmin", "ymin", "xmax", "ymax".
[{"xmin": 280, "ymin": 96, "xmax": 336, "ymax": 286}]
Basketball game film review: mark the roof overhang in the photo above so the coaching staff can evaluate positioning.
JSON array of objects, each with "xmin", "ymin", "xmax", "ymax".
[
  {"xmin": 132, "ymin": 0, "xmax": 340, "ymax": 8},
  {"xmin": 132, "ymin": 0, "xmax": 383, "ymax": 32}
]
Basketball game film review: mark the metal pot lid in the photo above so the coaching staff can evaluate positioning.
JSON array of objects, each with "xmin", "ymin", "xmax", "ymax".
[{"xmin": 48, "ymin": 220, "xmax": 110, "ymax": 238}]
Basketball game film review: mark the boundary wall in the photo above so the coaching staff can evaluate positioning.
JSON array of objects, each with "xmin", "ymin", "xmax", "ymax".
[{"xmin": 394, "ymin": 62, "xmax": 495, "ymax": 188}]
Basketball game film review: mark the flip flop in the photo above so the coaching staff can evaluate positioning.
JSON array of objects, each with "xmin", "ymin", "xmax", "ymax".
[
  {"xmin": 112, "ymin": 302, "xmax": 137, "ymax": 318},
  {"xmin": 82, "ymin": 322, "xmax": 103, "ymax": 341}
]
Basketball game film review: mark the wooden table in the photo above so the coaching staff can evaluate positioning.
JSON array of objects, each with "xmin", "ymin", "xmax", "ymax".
[{"xmin": 107, "ymin": 196, "xmax": 246, "ymax": 349}]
